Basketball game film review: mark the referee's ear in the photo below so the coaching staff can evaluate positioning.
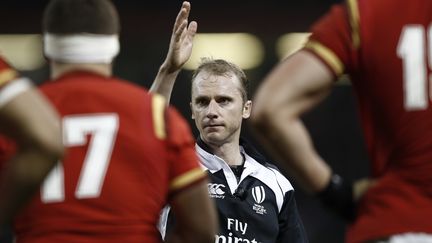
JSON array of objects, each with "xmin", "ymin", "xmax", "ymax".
[
  {"xmin": 190, "ymin": 101, "xmax": 195, "ymax": 120},
  {"xmin": 242, "ymin": 100, "xmax": 252, "ymax": 119}
]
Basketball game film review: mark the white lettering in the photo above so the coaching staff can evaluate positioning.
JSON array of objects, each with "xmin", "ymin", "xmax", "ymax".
[
  {"xmin": 227, "ymin": 218, "xmax": 235, "ymax": 231},
  {"xmin": 239, "ymin": 221, "xmax": 247, "ymax": 235},
  {"xmin": 215, "ymin": 235, "xmax": 226, "ymax": 243},
  {"xmin": 226, "ymin": 218, "xmax": 248, "ymax": 235},
  {"xmin": 214, "ymin": 234, "xmax": 258, "ymax": 243}
]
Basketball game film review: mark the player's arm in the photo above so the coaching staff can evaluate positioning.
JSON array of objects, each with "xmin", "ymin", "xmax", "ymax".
[
  {"xmin": 165, "ymin": 178, "xmax": 217, "ymax": 243},
  {"xmin": 252, "ymin": 50, "xmax": 334, "ymax": 193},
  {"xmin": 149, "ymin": 1, "xmax": 197, "ymax": 103},
  {"xmin": 0, "ymin": 61, "xmax": 64, "ymax": 227},
  {"xmin": 253, "ymin": 2, "xmax": 371, "ymax": 221},
  {"xmin": 252, "ymin": 51, "xmax": 360, "ymax": 220}
]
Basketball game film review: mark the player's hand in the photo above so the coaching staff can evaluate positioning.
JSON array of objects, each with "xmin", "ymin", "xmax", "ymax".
[
  {"xmin": 353, "ymin": 178, "xmax": 376, "ymax": 201},
  {"xmin": 162, "ymin": 1, "xmax": 197, "ymax": 73}
]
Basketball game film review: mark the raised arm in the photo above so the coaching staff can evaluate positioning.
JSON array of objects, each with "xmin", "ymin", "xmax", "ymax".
[
  {"xmin": 0, "ymin": 59, "xmax": 64, "ymax": 227},
  {"xmin": 150, "ymin": 1, "xmax": 197, "ymax": 103}
]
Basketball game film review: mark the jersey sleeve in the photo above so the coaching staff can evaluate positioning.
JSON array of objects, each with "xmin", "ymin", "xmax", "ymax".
[
  {"xmin": 165, "ymin": 106, "xmax": 206, "ymax": 198},
  {"xmin": 277, "ymin": 190, "xmax": 308, "ymax": 243},
  {"xmin": 303, "ymin": 1, "xmax": 359, "ymax": 78}
]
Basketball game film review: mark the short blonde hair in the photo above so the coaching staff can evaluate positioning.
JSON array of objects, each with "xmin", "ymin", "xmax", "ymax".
[{"xmin": 191, "ymin": 58, "xmax": 249, "ymax": 102}]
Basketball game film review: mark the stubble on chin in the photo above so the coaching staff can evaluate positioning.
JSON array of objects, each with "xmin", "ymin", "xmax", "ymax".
[{"xmin": 201, "ymin": 131, "xmax": 224, "ymax": 146}]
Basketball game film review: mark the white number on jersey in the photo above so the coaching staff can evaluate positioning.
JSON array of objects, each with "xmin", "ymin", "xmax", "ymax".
[
  {"xmin": 41, "ymin": 113, "xmax": 119, "ymax": 203},
  {"xmin": 397, "ymin": 25, "xmax": 432, "ymax": 110}
]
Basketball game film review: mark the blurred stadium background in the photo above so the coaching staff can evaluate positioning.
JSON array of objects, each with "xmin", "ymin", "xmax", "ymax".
[{"xmin": 0, "ymin": 1, "xmax": 369, "ymax": 242}]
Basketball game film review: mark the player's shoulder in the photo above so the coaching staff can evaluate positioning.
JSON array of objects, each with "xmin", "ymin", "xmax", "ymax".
[
  {"xmin": 165, "ymin": 103, "xmax": 191, "ymax": 134},
  {"xmin": 109, "ymin": 76, "xmax": 149, "ymax": 93},
  {"xmin": 94, "ymin": 76, "xmax": 159, "ymax": 105}
]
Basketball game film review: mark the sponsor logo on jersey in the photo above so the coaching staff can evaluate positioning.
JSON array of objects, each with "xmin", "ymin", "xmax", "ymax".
[
  {"xmin": 215, "ymin": 218, "xmax": 261, "ymax": 243},
  {"xmin": 251, "ymin": 186, "xmax": 267, "ymax": 215},
  {"xmin": 208, "ymin": 183, "xmax": 226, "ymax": 199},
  {"xmin": 215, "ymin": 233, "xmax": 260, "ymax": 243}
]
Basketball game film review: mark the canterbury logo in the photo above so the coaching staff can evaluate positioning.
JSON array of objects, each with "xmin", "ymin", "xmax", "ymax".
[
  {"xmin": 208, "ymin": 183, "xmax": 225, "ymax": 195},
  {"xmin": 251, "ymin": 186, "xmax": 265, "ymax": 204}
]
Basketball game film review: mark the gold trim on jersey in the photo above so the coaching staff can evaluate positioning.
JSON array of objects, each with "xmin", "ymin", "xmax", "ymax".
[
  {"xmin": 0, "ymin": 69, "xmax": 17, "ymax": 87},
  {"xmin": 304, "ymin": 41, "xmax": 344, "ymax": 76},
  {"xmin": 347, "ymin": 0, "xmax": 360, "ymax": 48},
  {"xmin": 170, "ymin": 168, "xmax": 205, "ymax": 191},
  {"xmin": 152, "ymin": 94, "xmax": 166, "ymax": 139}
]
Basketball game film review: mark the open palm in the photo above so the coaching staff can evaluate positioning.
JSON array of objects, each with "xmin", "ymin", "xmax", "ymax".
[{"xmin": 164, "ymin": 2, "xmax": 197, "ymax": 73}]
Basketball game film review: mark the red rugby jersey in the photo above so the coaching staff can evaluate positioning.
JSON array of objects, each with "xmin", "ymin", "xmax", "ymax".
[
  {"xmin": 13, "ymin": 71, "xmax": 204, "ymax": 243},
  {"xmin": 305, "ymin": 0, "xmax": 432, "ymax": 242}
]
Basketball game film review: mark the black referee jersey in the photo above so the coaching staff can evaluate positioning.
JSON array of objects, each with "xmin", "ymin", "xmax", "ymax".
[{"xmin": 159, "ymin": 137, "xmax": 308, "ymax": 243}]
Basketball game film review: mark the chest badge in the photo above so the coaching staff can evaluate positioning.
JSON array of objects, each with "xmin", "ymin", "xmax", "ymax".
[
  {"xmin": 252, "ymin": 186, "xmax": 267, "ymax": 215},
  {"xmin": 208, "ymin": 183, "xmax": 226, "ymax": 199}
]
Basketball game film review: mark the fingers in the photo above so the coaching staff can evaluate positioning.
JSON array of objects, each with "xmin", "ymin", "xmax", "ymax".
[
  {"xmin": 175, "ymin": 20, "xmax": 188, "ymax": 42},
  {"xmin": 188, "ymin": 21, "xmax": 198, "ymax": 37},
  {"xmin": 173, "ymin": 1, "xmax": 191, "ymax": 33},
  {"xmin": 182, "ymin": 1, "xmax": 191, "ymax": 12},
  {"xmin": 353, "ymin": 178, "xmax": 376, "ymax": 201},
  {"xmin": 174, "ymin": 2, "xmax": 197, "ymax": 43},
  {"xmin": 178, "ymin": 20, "xmax": 197, "ymax": 44}
]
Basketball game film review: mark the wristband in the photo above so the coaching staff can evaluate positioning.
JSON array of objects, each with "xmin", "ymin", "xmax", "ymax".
[{"xmin": 317, "ymin": 173, "xmax": 356, "ymax": 221}]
